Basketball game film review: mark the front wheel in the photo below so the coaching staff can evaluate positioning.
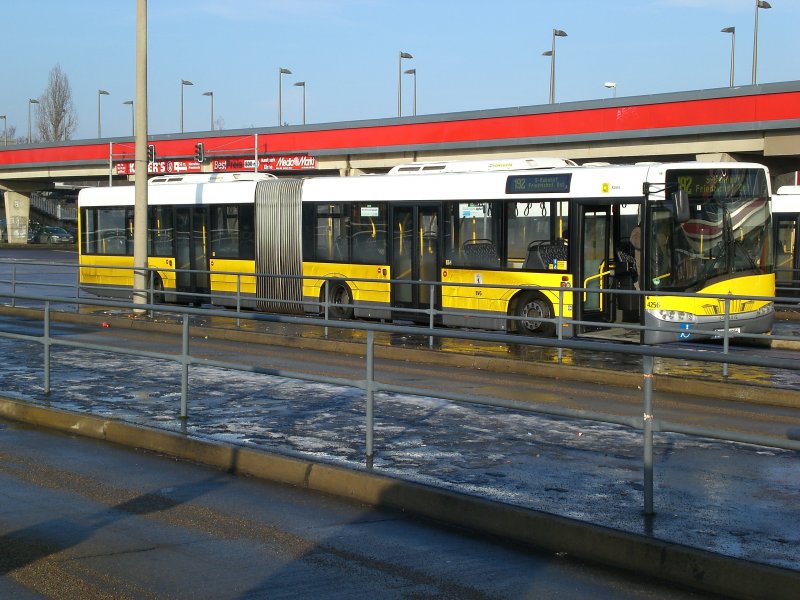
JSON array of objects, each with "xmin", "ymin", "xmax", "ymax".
[
  {"xmin": 516, "ymin": 293, "xmax": 555, "ymax": 336},
  {"xmin": 325, "ymin": 281, "xmax": 354, "ymax": 320}
]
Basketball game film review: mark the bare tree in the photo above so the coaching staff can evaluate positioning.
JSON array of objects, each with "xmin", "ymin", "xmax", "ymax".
[{"xmin": 36, "ymin": 64, "xmax": 78, "ymax": 141}]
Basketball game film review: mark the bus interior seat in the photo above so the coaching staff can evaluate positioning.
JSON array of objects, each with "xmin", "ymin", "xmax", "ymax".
[
  {"xmin": 524, "ymin": 240, "xmax": 568, "ymax": 270},
  {"xmin": 462, "ymin": 239, "xmax": 499, "ymax": 268}
]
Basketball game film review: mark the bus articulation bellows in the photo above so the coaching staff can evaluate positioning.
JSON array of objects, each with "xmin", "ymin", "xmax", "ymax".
[{"xmin": 78, "ymin": 160, "xmax": 775, "ymax": 344}]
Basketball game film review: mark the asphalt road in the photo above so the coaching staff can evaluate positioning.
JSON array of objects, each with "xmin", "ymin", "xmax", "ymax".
[{"xmin": 0, "ymin": 419, "xmax": 715, "ymax": 600}]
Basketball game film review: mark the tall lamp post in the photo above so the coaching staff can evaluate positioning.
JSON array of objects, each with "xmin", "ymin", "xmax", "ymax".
[
  {"xmin": 202, "ymin": 91, "xmax": 214, "ymax": 130},
  {"xmin": 404, "ymin": 68, "xmax": 417, "ymax": 116},
  {"xmin": 27, "ymin": 98, "xmax": 39, "ymax": 143},
  {"xmin": 180, "ymin": 79, "xmax": 193, "ymax": 133},
  {"xmin": 543, "ymin": 29, "xmax": 567, "ymax": 104},
  {"xmin": 752, "ymin": 0, "xmax": 771, "ymax": 85},
  {"xmin": 278, "ymin": 68, "xmax": 291, "ymax": 126},
  {"xmin": 604, "ymin": 81, "xmax": 617, "ymax": 98},
  {"xmin": 398, "ymin": 51, "xmax": 413, "ymax": 116},
  {"xmin": 97, "ymin": 89, "xmax": 110, "ymax": 138},
  {"xmin": 0, "ymin": 115, "xmax": 6, "ymax": 147},
  {"xmin": 721, "ymin": 26, "xmax": 736, "ymax": 87},
  {"xmin": 123, "ymin": 100, "xmax": 134, "ymax": 136},
  {"xmin": 293, "ymin": 82, "xmax": 306, "ymax": 125}
]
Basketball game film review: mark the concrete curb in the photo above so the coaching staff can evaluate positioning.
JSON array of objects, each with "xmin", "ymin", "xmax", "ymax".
[
  {"xmin": 3, "ymin": 305, "xmax": 799, "ymax": 408},
  {"xmin": 0, "ymin": 396, "xmax": 796, "ymax": 600}
]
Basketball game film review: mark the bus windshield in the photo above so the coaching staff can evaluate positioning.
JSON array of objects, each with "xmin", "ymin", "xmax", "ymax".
[{"xmin": 648, "ymin": 168, "xmax": 772, "ymax": 291}]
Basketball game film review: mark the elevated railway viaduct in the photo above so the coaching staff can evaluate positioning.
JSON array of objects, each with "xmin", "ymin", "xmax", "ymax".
[{"xmin": 1, "ymin": 80, "xmax": 799, "ymax": 241}]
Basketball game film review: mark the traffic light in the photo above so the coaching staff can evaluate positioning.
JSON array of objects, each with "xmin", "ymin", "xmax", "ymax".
[
  {"xmin": 194, "ymin": 142, "xmax": 204, "ymax": 162},
  {"xmin": 147, "ymin": 144, "xmax": 155, "ymax": 163}
]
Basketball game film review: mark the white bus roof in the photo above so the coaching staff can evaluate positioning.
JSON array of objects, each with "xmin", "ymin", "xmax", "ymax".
[
  {"xmin": 79, "ymin": 161, "xmax": 770, "ymax": 207},
  {"xmin": 388, "ymin": 157, "xmax": 578, "ymax": 174},
  {"xmin": 303, "ymin": 161, "xmax": 769, "ymax": 203}
]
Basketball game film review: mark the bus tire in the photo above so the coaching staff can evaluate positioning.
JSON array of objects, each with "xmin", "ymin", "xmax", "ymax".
[
  {"xmin": 326, "ymin": 281, "xmax": 354, "ymax": 320},
  {"xmin": 151, "ymin": 276, "xmax": 165, "ymax": 305},
  {"xmin": 515, "ymin": 293, "xmax": 555, "ymax": 336}
]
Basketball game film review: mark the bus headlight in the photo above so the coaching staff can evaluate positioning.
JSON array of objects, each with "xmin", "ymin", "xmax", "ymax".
[
  {"xmin": 756, "ymin": 303, "xmax": 774, "ymax": 316},
  {"xmin": 656, "ymin": 310, "xmax": 697, "ymax": 323}
]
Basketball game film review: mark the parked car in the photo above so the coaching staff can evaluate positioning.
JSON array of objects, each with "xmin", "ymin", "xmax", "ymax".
[{"xmin": 37, "ymin": 226, "xmax": 75, "ymax": 244}]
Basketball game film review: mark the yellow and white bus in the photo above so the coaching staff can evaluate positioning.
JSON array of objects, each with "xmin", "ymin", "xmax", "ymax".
[{"xmin": 78, "ymin": 159, "xmax": 775, "ymax": 343}]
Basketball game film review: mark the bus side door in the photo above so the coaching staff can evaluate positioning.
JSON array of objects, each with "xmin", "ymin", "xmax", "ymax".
[
  {"xmin": 174, "ymin": 206, "xmax": 210, "ymax": 303},
  {"xmin": 390, "ymin": 204, "xmax": 441, "ymax": 318},
  {"xmin": 775, "ymin": 214, "xmax": 800, "ymax": 296}
]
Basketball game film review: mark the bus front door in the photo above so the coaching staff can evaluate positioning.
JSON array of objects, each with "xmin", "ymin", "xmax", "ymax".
[
  {"xmin": 577, "ymin": 205, "xmax": 613, "ymax": 327},
  {"xmin": 390, "ymin": 205, "xmax": 440, "ymax": 321},
  {"xmin": 174, "ymin": 207, "xmax": 210, "ymax": 305}
]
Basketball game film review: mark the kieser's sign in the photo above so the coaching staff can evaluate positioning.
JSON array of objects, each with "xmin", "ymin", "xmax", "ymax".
[
  {"xmin": 114, "ymin": 155, "xmax": 316, "ymax": 175},
  {"xmin": 115, "ymin": 160, "xmax": 202, "ymax": 175},
  {"xmin": 212, "ymin": 155, "xmax": 317, "ymax": 172}
]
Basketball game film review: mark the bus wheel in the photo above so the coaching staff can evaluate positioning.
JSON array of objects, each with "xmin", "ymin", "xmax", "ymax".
[
  {"xmin": 326, "ymin": 281, "xmax": 354, "ymax": 320},
  {"xmin": 151, "ymin": 276, "xmax": 165, "ymax": 304},
  {"xmin": 516, "ymin": 293, "xmax": 555, "ymax": 336}
]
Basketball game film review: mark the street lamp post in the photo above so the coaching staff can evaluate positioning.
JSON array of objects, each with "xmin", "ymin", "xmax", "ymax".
[
  {"xmin": 123, "ymin": 100, "xmax": 134, "ymax": 136},
  {"xmin": 97, "ymin": 89, "xmax": 110, "ymax": 138},
  {"xmin": 293, "ymin": 82, "xmax": 306, "ymax": 125},
  {"xmin": 404, "ymin": 68, "xmax": 417, "ymax": 116},
  {"xmin": 543, "ymin": 29, "xmax": 568, "ymax": 104},
  {"xmin": 278, "ymin": 68, "xmax": 292, "ymax": 126},
  {"xmin": 180, "ymin": 79, "xmax": 193, "ymax": 133},
  {"xmin": 398, "ymin": 51, "xmax": 413, "ymax": 116},
  {"xmin": 202, "ymin": 91, "xmax": 214, "ymax": 130},
  {"xmin": 721, "ymin": 27, "xmax": 736, "ymax": 87},
  {"xmin": 752, "ymin": 0, "xmax": 771, "ymax": 85},
  {"xmin": 0, "ymin": 115, "xmax": 6, "ymax": 146},
  {"xmin": 604, "ymin": 81, "xmax": 617, "ymax": 98},
  {"xmin": 27, "ymin": 98, "xmax": 39, "ymax": 143}
]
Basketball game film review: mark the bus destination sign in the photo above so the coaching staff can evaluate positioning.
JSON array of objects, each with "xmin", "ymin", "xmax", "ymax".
[{"xmin": 506, "ymin": 174, "xmax": 572, "ymax": 194}]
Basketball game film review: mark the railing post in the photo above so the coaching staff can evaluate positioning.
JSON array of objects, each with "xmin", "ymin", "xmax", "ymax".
[
  {"xmin": 557, "ymin": 288, "xmax": 564, "ymax": 363},
  {"xmin": 236, "ymin": 273, "xmax": 242, "ymax": 328},
  {"xmin": 11, "ymin": 265, "xmax": 16, "ymax": 308},
  {"xmin": 722, "ymin": 297, "xmax": 731, "ymax": 378},
  {"xmin": 75, "ymin": 262, "xmax": 81, "ymax": 312},
  {"xmin": 428, "ymin": 284, "xmax": 435, "ymax": 349},
  {"xmin": 148, "ymin": 269, "xmax": 155, "ymax": 318},
  {"xmin": 43, "ymin": 301, "xmax": 51, "ymax": 394},
  {"xmin": 180, "ymin": 314, "xmax": 189, "ymax": 421},
  {"xmin": 642, "ymin": 354, "xmax": 655, "ymax": 516},
  {"xmin": 366, "ymin": 329, "xmax": 375, "ymax": 466},
  {"xmin": 323, "ymin": 279, "xmax": 329, "ymax": 338}
]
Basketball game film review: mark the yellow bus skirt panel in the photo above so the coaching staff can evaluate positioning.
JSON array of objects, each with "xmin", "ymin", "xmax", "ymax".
[
  {"xmin": 209, "ymin": 259, "xmax": 257, "ymax": 295},
  {"xmin": 441, "ymin": 269, "xmax": 574, "ymax": 317}
]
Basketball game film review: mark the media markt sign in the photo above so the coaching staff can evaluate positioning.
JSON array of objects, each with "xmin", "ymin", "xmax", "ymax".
[{"xmin": 212, "ymin": 155, "xmax": 317, "ymax": 172}]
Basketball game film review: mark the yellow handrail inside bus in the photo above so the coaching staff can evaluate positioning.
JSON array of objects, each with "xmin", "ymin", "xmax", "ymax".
[{"xmin": 583, "ymin": 262, "xmax": 612, "ymax": 310}]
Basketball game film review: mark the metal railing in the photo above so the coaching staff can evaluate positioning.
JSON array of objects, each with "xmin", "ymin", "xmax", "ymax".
[
  {"xmin": 2, "ymin": 257, "xmax": 796, "ymax": 351},
  {"xmin": 0, "ymin": 286, "xmax": 797, "ymax": 518},
  {"xmin": 29, "ymin": 191, "xmax": 78, "ymax": 222}
]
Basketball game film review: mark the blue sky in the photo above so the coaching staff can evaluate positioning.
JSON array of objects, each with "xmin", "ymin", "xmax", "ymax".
[{"xmin": 2, "ymin": 0, "xmax": 798, "ymax": 141}]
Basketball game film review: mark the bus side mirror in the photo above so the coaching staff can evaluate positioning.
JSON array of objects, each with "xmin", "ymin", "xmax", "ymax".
[{"xmin": 672, "ymin": 189, "xmax": 690, "ymax": 223}]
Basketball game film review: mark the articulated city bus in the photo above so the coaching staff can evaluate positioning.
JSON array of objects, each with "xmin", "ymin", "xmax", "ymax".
[{"xmin": 78, "ymin": 159, "xmax": 775, "ymax": 343}]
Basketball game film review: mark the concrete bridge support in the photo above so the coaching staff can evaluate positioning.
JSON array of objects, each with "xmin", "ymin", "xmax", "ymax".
[{"xmin": 2, "ymin": 190, "xmax": 31, "ymax": 244}]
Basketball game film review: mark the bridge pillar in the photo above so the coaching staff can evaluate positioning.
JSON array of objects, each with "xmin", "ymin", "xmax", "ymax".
[{"xmin": 3, "ymin": 191, "xmax": 31, "ymax": 244}]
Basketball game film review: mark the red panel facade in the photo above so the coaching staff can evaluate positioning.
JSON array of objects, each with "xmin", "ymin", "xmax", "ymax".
[{"xmin": 1, "ymin": 87, "xmax": 799, "ymax": 170}]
